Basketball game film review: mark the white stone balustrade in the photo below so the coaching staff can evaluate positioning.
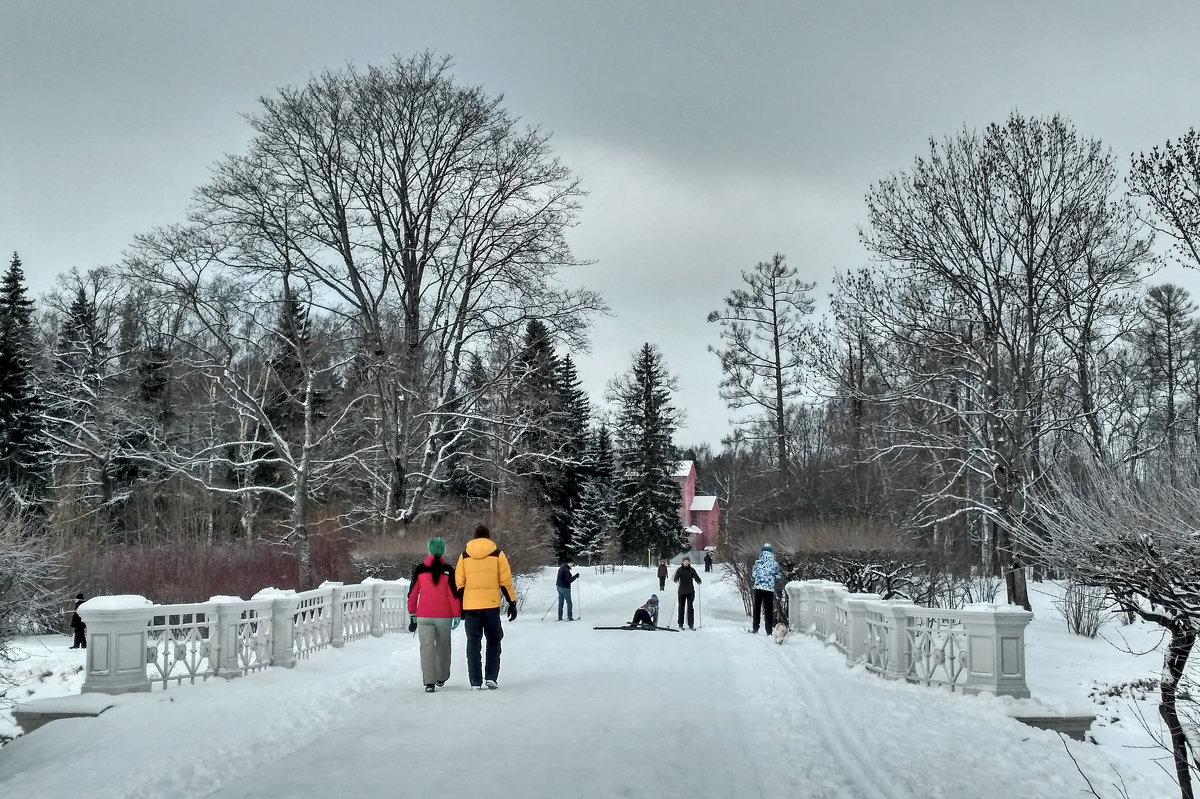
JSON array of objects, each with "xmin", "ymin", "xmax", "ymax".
[
  {"xmin": 786, "ymin": 579, "xmax": 1032, "ymax": 699},
  {"xmin": 78, "ymin": 578, "xmax": 410, "ymax": 695}
]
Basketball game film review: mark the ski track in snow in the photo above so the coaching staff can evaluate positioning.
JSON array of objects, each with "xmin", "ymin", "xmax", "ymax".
[{"xmin": 0, "ymin": 566, "xmax": 1152, "ymax": 799}]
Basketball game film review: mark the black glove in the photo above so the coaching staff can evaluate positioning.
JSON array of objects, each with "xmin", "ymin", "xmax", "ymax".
[
  {"xmin": 506, "ymin": 602, "xmax": 517, "ymax": 622},
  {"xmin": 407, "ymin": 614, "xmax": 418, "ymax": 633}
]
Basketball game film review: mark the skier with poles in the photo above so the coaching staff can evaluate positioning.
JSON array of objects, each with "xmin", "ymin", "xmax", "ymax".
[
  {"xmin": 673, "ymin": 557, "xmax": 702, "ymax": 630},
  {"xmin": 556, "ymin": 559, "xmax": 580, "ymax": 621}
]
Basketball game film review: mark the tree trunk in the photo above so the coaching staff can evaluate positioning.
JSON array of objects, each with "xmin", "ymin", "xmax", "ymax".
[{"xmin": 1162, "ymin": 626, "xmax": 1197, "ymax": 799}]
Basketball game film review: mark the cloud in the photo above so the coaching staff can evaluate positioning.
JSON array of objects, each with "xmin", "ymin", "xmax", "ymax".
[{"xmin": 558, "ymin": 138, "xmax": 862, "ymax": 445}]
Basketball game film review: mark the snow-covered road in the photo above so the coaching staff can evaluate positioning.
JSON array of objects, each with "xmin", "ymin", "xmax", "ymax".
[{"xmin": 0, "ymin": 566, "xmax": 1145, "ymax": 799}]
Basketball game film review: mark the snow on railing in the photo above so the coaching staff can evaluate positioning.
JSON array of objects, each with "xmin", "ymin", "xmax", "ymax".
[
  {"xmin": 78, "ymin": 578, "xmax": 410, "ymax": 695},
  {"xmin": 786, "ymin": 580, "xmax": 1032, "ymax": 699}
]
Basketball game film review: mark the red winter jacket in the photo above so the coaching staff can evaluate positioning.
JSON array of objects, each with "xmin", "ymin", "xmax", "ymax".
[{"xmin": 407, "ymin": 555, "xmax": 463, "ymax": 619}]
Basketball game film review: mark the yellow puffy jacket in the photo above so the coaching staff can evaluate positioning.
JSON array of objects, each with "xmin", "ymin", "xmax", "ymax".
[{"xmin": 455, "ymin": 537, "xmax": 516, "ymax": 611}]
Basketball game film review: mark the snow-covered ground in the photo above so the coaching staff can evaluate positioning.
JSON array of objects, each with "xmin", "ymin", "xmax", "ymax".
[{"xmin": 0, "ymin": 568, "xmax": 1180, "ymax": 798}]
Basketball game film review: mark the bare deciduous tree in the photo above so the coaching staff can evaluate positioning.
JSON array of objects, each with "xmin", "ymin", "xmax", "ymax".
[
  {"xmin": 1015, "ymin": 458, "xmax": 1200, "ymax": 799},
  {"xmin": 164, "ymin": 52, "xmax": 602, "ymax": 528},
  {"xmin": 834, "ymin": 112, "xmax": 1150, "ymax": 608}
]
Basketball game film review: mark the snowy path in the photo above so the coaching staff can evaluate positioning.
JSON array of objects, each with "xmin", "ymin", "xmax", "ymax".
[{"xmin": 0, "ymin": 567, "xmax": 1134, "ymax": 799}]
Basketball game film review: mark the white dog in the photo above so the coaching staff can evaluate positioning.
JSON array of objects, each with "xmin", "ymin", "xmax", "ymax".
[{"xmin": 772, "ymin": 622, "xmax": 788, "ymax": 645}]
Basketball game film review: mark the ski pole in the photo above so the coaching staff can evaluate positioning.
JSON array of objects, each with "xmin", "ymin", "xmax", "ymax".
[
  {"xmin": 697, "ymin": 588, "xmax": 702, "ymax": 629},
  {"xmin": 669, "ymin": 594, "xmax": 677, "ymax": 630},
  {"xmin": 541, "ymin": 596, "xmax": 558, "ymax": 621},
  {"xmin": 575, "ymin": 581, "xmax": 582, "ymax": 621}
]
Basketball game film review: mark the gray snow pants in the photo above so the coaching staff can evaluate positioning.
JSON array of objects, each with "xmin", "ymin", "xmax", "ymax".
[{"xmin": 417, "ymin": 617, "xmax": 453, "ymax": 686}]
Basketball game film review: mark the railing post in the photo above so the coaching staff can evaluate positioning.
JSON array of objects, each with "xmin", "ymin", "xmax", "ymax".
[
  {"xmin": 368, "ymin": 580, "xmax": 385, "ymax": 637},
  {"xmin": 270, "ymin": 594, "xmax": 298, "ymax": 668},
  {"xmin": 961, "ymin": 605, "xmax": 1033, "ymax": 698},
  {"xmin": 820, "ymin": 586, "xmax": 840, "ymax": 641},
  {"xmin": 881, "ymin": 602, "xmax": 912, "ymax": 680},
  {"xmin": 843, "ymin": 593, "xmax": 881, "ymax": 661},
  {"xmin": 211, "ymin": 597, "xmax": 244, "ymax": 679},
  {"xmin": 79, "ymin": 596, "xmax": 154, "ymax": 695},
  {"xmin": 327, "ymin": 583, "xmax": 346, "ymax": 648},
  {"xmin": 786, "ymin": 582, "xmax": 806, "ymax": 631}
]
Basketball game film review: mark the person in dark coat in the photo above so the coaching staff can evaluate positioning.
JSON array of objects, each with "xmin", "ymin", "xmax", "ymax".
[
  {"xmin": 70, "ymin": 593, "xmax": 87, "ymax": 649},
  {"xmin": 630, "ymin": 594, "xmax": 660, "ymax": 628},
  {"xmin": 703, "ymin": 551, "xmax": 713, "ymax": 573},
  {"xmin": 672, "ymin": 557, "xmax": 702, "ymax": 630},
  {"xmin": 555, "ymin": 560, "xmax": 580, "ymax": 621},
  {"xmin": 656, "ymin": 559, "xmax": 668, "ymax": 590}
]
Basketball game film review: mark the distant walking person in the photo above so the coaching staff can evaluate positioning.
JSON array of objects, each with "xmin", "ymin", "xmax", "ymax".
[
  {"xmin": 407, "ymin": 537, "xmax": 462, "ymax": 693},
  {"xmin": 455, "ymin": 525, "xmax": 518, "ymax": 690},
  {"xmin": 703, "ymin": 551, "xmax": 713, "ymax": 573},
  {"xmin": 556, "ymin": 559, "xmax": 580, "ymax": 621},
  {"xmin": 657, "ymin": 559, "xmax": 668, "ymax": 591},
  {"xmin": 750, "ymin": 543, "xmax": 783, "ymax": 634},
  {"xmin": 673, "ymin": 557, "xmax": 702, "ymax": 630},
  {"xmin": 629, "ymin": 594, "xmax": 660, "ymax": 628},
  {"xmin": 70, "ymin": 593, "xmax": 87, "ymax": 649}
]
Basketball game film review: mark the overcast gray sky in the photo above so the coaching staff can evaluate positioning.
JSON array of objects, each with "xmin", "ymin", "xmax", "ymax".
[{"xmin": 4, "ymin": 1, "xmax": 1200, "ymax": 447}]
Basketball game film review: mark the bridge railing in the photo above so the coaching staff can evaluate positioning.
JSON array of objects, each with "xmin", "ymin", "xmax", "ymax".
[
  {"xmin": 785, "ymin": 580, "xmax": 1032, "ymax": 698},
  {"xmin": 78, "ymin": 578, "xmax": 410, "ymax": 695}
]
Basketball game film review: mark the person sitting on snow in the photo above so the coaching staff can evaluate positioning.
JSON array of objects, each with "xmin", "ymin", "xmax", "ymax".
[{"xmin": 629, "ymin": 594, "xmax": 660, "ymax": 628}]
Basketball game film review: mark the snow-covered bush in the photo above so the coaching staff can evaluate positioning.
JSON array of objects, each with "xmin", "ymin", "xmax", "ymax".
[
  {"xmin": 0, "ymin": 507, "xmax": 65, "ymax": 689},
  {"xmin": 1055, "ymin": 580, "xmax": 1110, "ymax": 638},
  {"xmin": 1015, "ymin": 457, "xmax": 1200, "ymax": 799}
]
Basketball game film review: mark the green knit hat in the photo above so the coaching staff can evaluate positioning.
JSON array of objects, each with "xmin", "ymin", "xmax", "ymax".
[{"xmin": 427, "ymin": 537, "xmax": 446, "ymax": 557}]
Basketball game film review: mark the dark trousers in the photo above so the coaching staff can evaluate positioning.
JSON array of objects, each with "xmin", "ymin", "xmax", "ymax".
[
  {"xmin": 752, "ymin": 589, "xmax": 775, "ymax": 633},
  {"xmin": 704, "ymin": 562, "xmax": 712, "ymax": 572},
  {"xmin": 71, "ymin": 626, "xmax": 87, "ymax": 648},
  {"xmin": 677, "ymin": 593, "xmax": 695, "ymax": 628},
  {"xmin": 463, "ymin": 607, "xmax": 504, "ymax": 686},
  {"xmin": 557, "ymin": 585, "xmax": 574, "ymax": 620},
  {"xmin": 658, "ymin": 578, "xmax": 666, "ymax": 590},
  {"xmin": 631, "ymin": 608, "xmax": 654, "ymax": 627}
]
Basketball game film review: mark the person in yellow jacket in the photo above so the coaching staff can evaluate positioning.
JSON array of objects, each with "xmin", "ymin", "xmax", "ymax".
[{"xmin": 454, "ymin": 524, "xmax": 518, "ymax": 690}]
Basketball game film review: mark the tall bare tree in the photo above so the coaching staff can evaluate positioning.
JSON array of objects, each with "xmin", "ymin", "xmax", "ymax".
[
  {"xmin": 840, "ymin": 113, "xmax": 1150, "ymax": 608},
  {"xmin": 1131, "ymin": 128, "xmax": 1200, "ymax": 270},
  {"xmin": 708, "ymin": 253, "xmax": 816, "ymax": 479},
  {"xmin": 144, "ymin": 52, "xmax": 602, "ymax": 529}
]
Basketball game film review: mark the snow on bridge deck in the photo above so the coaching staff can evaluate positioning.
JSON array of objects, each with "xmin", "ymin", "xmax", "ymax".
[{"xmin": 0, "ymin": 568, "xmax": 1127, "ymax": 799}]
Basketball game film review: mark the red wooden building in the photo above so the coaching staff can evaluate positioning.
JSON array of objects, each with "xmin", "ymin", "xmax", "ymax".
[{"xmin": 672, "ymin": 460, "xmax": 720, "ymax": 551}]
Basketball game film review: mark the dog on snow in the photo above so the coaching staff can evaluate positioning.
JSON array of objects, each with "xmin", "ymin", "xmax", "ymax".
[{"xmin": 772, "ymin": 622, "xmax": 788, "ymax": 645}]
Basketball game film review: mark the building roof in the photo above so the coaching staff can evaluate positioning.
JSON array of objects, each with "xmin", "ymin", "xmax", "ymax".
[
  {"xmin": 690, "ymin": 495, "xmax": 718, "ymax": 512},
  {"xmin": 672, "ymin": 460, "xmax": 695, "ymax": 479}
]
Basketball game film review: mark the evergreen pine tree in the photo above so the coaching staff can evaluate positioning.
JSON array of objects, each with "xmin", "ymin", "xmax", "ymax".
[
  {"xmin": 264, "ymin": 278, "xmax": 314, "ymax": 448},
  {"xmin": 45, "ymin": 284, "xmax": 110, "ymax": 507},
  {"xmin": 610, "ymin": 343, "xmax": 686, "ymax": 559},
  {"xmin": 569, "ymin": 424, "xmax": 616, "ymax": 563},
  {"xmin": 0, "ymin": 253, "xmax": 49, "ymax": 504},
  {"xmin": 510, "ymin": 320, "xmax": 566, "ymax": 541},
  {"xmin": 549, "ymin": 354, "xmax": 590, "ymax": 559},
  {"xmin": 570, "ymin": 475, "xmax": 613, "ymax": 564},
  {"xmin": 444, "ymin": 353, "xmax": 494, "ymax": 504}
]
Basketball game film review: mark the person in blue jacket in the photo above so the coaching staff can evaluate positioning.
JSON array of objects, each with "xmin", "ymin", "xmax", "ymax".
[
  {"xmin": 556, "ymin": 559, "xmax": 580, "ymax": 621},
  {"xmin": 750, "ymin": 543, "xmax": 783, "ymax": 634}
]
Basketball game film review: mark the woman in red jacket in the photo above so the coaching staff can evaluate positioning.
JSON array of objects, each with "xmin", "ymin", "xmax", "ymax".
[{"xmin": 406, "ymin": 537, "xmax": 462, "ymax": 692}]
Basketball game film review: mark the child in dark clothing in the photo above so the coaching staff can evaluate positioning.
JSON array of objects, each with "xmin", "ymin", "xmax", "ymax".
[{"xmin": 70, "ymin": 593, "xmax": 87, "ymax": 649}]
